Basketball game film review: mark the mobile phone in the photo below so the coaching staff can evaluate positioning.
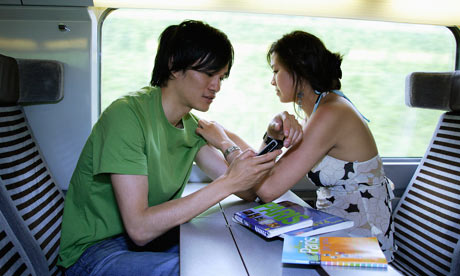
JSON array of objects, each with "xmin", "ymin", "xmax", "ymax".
[{"xmin": 257, "ymin": 139, "xmax": 284, "ymax": 155}]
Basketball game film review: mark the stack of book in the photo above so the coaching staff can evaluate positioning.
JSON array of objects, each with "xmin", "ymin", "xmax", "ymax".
[{"xmin": 233, "ymin": 200, "xmax": 387, "ymax": 269}]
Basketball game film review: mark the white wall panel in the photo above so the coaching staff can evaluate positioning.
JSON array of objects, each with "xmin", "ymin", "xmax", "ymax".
[
  {"xmin": 0, "ymin": 0, "xmax": 93, "ymax": 6},
  {"xmin": 0, "ymin": 6, "xmax": 98, "ymax": 190},
  {"xmin": 0, "ymin": 0, "xmax": 21, "ymax": 5}
]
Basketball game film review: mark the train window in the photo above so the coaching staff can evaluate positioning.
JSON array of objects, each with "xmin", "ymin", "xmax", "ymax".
[{"xmin": 101, "ymin": 9, "xmax": 456, "ymax": 157}]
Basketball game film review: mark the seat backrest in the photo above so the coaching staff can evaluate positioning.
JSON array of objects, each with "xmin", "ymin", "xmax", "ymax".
[
  {"xmin": 0, "ymin": 54, "xmax": 65, "ymax": 276},
  {"xmin": 392, "ymin": 71, "xmax": 460, "ymax": 276},
  {"xmin": 0, "ymin": 209, "xmax": 36, "ymax": 276}
]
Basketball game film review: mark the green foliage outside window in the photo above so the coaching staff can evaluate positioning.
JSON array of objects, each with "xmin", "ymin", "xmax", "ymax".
[{"xmin": 101, "ymin": 9, "xmax": 456, "ymax": 157}]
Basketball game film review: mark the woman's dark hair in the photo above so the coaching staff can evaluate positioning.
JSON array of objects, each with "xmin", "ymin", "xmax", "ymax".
[
  {"xmin": 267, "ymin": 31, "xmax": 343, "ymax": 95},
  {"xmin": 151, "ymin": 20, "xmax": 234, "ymax": 87}
]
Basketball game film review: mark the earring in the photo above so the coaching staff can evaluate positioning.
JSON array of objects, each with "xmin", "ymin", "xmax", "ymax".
[{"xmin": 296, "ymin": 91, "xmax": 304, "ymax": 109}]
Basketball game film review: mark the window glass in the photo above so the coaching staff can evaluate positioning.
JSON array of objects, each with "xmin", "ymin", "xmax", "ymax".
[{"xmin": 101, "ymin": 9, "xmax": 456, "ymax": 157}]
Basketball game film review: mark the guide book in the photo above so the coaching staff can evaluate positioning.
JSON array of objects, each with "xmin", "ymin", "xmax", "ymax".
[
  {"xmin": 282, "ymin": 236, "xmax": 388, "ymax": 268},
  {"xmin": 232, "ymin": 201, "xmax": 313, "ymax": 238},
  {"xmin": 281, "ymin": 207, "xmax": 354, "ymax": 238}
]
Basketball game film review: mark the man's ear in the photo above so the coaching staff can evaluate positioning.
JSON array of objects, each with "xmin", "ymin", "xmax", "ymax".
[
  {"xmin": 170, "ymin": 70, "xmax": 184, "ymax": 80},
  {"xmin": 168, "ymin": 57, "xmax": 176, "ymax": 78}
]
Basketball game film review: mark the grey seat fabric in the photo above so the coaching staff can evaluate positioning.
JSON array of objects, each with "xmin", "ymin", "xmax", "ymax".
[
  {"xmin": 0, "ymin": 209, "xmax": 36, "ymax": 276},
  {"xmin": 392, "ymin": 71, "xmax": 460, "ymax": 276},
  {"xmin": 0, "ymin": 54, "xmax": 65, "ymax": 276}
]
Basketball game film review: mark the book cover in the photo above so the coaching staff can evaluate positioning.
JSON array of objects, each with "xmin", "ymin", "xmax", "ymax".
[
  {"xmin": 232, "ymin": 201, "xmax": 313, "ymax": 238},
  {"xmin": 282, "ymin": 236, "xmax": 388, "ymax": 268},
  {"xmin": 320, "ymin": 237, "xmax": 387, "ymax": 268},
  {"xmin": 282, "ymin": 236, "xmax": 321, "ymax": 265},
  {"xmin": 281, "ymin": 207, "xmax": 354, "ymax": 238}
]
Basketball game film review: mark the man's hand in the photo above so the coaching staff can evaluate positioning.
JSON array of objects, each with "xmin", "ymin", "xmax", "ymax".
[{"xmin": 223, "ymin": 149, "xmax": 281, "ymax": 194}]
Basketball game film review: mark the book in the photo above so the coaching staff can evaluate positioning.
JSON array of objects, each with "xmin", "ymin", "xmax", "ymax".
[
  {"xmin": 232, "ymin": 201, "xmax": 313, "ymax": 238},
  {"xmin": 282, "ymin": 236, "xmax": 388, "ymax": 268},
  {"xmin": 280, "ymin": 207, "xmax": 354, "ymax": 238},
  {"xmin": 282, "ymin": 236, "xmax": 322, "ymax": 265}
]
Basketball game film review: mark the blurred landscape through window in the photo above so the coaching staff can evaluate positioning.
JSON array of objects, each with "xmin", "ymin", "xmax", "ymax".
[{"xmin": 101, "ymin": 9, "xmax": 456, "ymax": 157}]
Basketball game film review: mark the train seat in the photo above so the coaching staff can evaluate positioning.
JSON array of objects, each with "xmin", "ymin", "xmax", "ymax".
[
  {"xmin": 392, "ymin": 71, "xmax": 460, "ymax": 276},
  {"xmin": 0, "ymin": 54, "xmax": 65, "ymax": 276}
]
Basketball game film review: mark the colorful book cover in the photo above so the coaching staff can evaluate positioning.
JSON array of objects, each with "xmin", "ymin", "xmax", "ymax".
[
  {"xmin": 281, "ymin": 207, "xmax": 354, "ymax": 238},
  {"xmin": 232, "ymin": 201, "xmax": 313, "ymax": 238},
  {"xmin": 282, "ymin": 236, "xmax": 388, "ymax": 268},
  {"xmin": 282, "ymin": 236, "xmax": 321, "ymax": 265},
  {"xmin": 320, "ymin": 237, "xmax": 387, "ymax": 268}
]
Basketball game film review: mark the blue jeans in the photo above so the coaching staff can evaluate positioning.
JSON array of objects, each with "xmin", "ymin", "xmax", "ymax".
[{"xmin": 65, "ymin": 229, "xmax": 179, "ymax": 276}]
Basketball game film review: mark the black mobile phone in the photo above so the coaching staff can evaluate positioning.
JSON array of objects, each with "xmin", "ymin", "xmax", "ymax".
[{"xmin": 257, "ymin": 139, "xmax": 284, "ymax": 156}]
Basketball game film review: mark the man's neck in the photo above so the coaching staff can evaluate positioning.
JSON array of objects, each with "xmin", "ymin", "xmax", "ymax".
[{"xmin": 161, "ymin": 86, "xmax": 190, "ymax": 127}]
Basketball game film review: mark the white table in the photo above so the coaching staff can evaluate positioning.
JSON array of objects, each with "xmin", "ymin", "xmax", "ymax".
[{"xmin": 180, "ymin": 183, "xmax": 402, "ymax": 276}]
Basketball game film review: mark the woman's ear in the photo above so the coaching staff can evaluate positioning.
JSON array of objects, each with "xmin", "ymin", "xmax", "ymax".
[{"xmin": 298, "ymin": 79, "xmax": 312, "ymax": 93}]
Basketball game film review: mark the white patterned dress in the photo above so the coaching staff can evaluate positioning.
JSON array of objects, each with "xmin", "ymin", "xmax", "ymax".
[{"xmin": 307, "ymin": 154, "xmax": 395, "ymax": 261}]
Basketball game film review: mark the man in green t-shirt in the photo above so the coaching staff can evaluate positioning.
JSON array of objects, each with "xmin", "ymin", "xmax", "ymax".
[{"xmin": 59, "ymin": 20, "xmax": 302, "ymax": 276}]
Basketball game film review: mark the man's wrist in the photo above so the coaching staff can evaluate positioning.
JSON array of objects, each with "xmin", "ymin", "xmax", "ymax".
[
  {"xmin": 223, "ymin": 145, "xmax": 241, "ymax": 159},
  {"xmin": 219, "ymin": 140, "xmax": 233, "ymax": 152}
]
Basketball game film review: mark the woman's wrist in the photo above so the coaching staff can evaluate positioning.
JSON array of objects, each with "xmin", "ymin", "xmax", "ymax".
[{"xmin": 263, "ymin": 131, "xmax": 276, "ymax": 144}]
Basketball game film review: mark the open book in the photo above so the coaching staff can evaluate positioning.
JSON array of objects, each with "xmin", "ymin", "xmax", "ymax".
[{"xmin": 232, "ymin": 201, "xmax": 313, "ymax": 238}]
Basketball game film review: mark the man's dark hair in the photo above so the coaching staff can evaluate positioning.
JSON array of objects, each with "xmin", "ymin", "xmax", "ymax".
[{"xmin": 151, "ymin": 20, "xmax": 234, "ymax": 87}]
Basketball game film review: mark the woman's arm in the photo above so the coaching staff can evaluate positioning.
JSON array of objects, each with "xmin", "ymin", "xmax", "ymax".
[
  {"xmin": 193, "ymin": 111, "xmax": 303, "ymax": 201},
  {"xmin": 261, "ymin": 111, "xmax": 303, "ymax": 150},
  {"xmin": 196, "ymin": 111, "xmax": 302, "ymax": 156},
  {"xmin": 254, "ymin": 105, "xmax": 343, "ymax": 202}
]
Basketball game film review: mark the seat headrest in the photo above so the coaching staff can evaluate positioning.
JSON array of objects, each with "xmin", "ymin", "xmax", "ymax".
[
  {"xmin": 405, "ymin": 71, "xmax": 460, "ymax": 111},
  {"xmin": 0, "ymin": 54, "xmax": 64, "ymax": 105},
  {"xmin": 0, "ymin": 54, "xmax": 20, "ymax": 104}
]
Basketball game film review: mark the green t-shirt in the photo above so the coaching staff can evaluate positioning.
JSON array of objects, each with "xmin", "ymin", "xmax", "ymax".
[{"xmin": 58, "ymin": 86, "xmax": 206, "ymax": 268}]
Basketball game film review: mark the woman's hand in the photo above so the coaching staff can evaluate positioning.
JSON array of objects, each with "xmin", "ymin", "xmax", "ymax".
[
  {"xmin": 267, "ymin": 111, "xmax": 302, "ymax": 148},
  {"xmin": 196, "ymin": 119, "xmax": 231, "ymax": 149}
]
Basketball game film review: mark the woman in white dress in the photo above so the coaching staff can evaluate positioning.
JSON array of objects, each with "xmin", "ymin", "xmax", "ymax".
[{"xmin": 196, "ymin": 30, "xmax": 395, "ymax": 261}]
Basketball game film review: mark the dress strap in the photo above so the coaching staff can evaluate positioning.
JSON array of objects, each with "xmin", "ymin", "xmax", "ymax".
[{"xmin": 312, "ymin": 90, "xmax": 370, "ymax": 122}]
